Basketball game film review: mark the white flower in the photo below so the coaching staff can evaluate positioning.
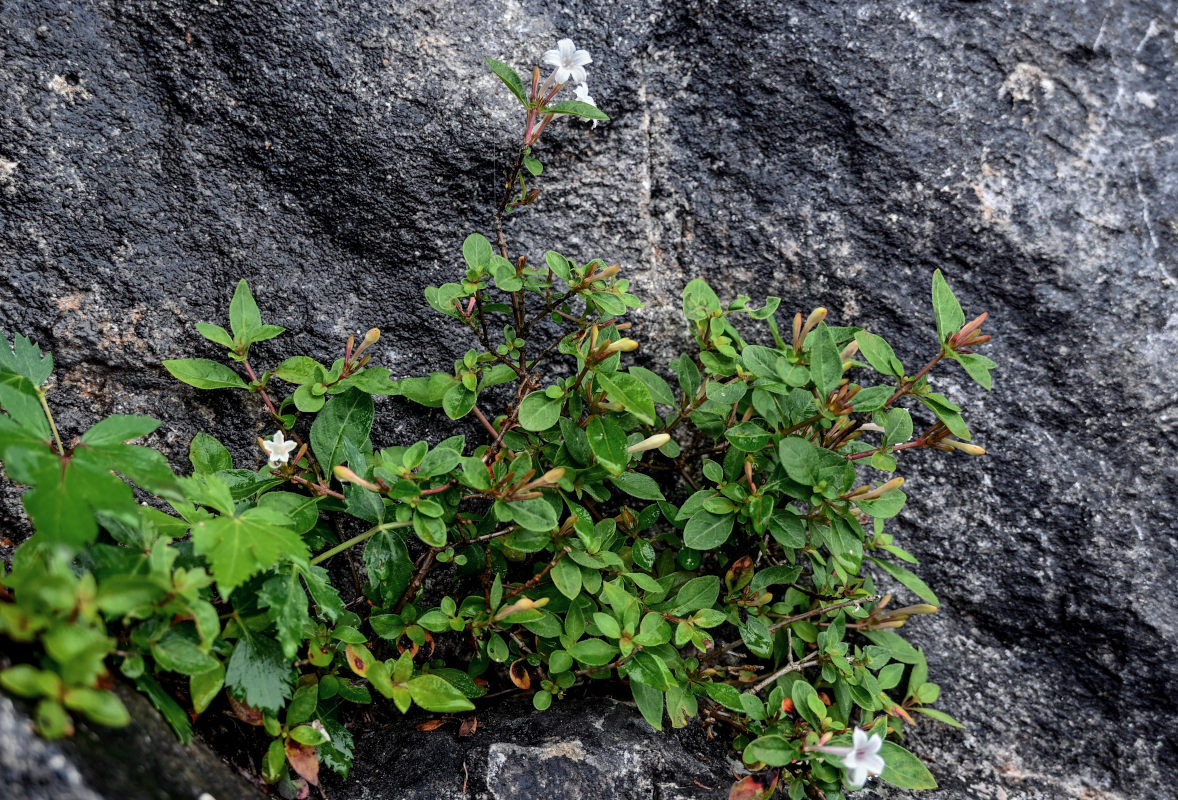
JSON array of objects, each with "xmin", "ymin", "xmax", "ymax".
[
  {"xmin": 840, "ymin": 728, "xmax": 886, "ymax": 788},
  {"xmin": 574, "ymin": 83, "xmax": 596, "ymax": 107},
  {"xmin": 542, "ymin": 38, "xmax": 592, "ymax": 85},
  {"xmin": 262, "ymin": 430, "xmax": 297, "ymax": 469}
]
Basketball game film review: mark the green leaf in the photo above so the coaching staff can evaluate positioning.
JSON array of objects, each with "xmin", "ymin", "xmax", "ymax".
[
  {"xmin": 506, "ymin": 497, "xmax": 559, "ymax": 532},
  {"xmin": 484, "ymin": 58, "xmax": 527, "ymax": 105},
  {"xmin": 931, "ymin": 270, "xmax": 965, "ymax": 343},
  {"xmin": 63, "ymin": 687, "xmax": 130, "ymax": 727},
  {"xmin": 861, "ymin": 630, "xmax": 924, "ymax": 664},
  {"xmin": 569, "ymin": 638, "xmax": 618, "ymax": 666},
  {"xmin": 545, "ymin": 99, "xmax": 609, "ymax": 122},
  {"xmin": 670, "ymin": 575, "xmax": 720, "ymax": 614},
  {"xmin": 704, "ymin": 681, "xmax": 744, "ymax": 712},
  {"xmin": 523, "ymin": 155, "xmax": 543, "ymax": 176},
  {"xmin": 259, "ymin": 569, "xmax": 313, "ymax": 660},
  {"xmin": 416, "ymin": 445, "xmax": 462, "ymax": 479},
  {"xmin": 628, "ymin": 367, "xmax": 676, "ymax": 406},
  {"xmin": 225, "ymin": 634, "xmax": 293, "ymax": 713},
  {"xmin": 955, "ymin": 352, "xmax": 997, "ymax": 390},
  {"xmin": 880, "ymin": 741, "xmax": 938, "ymax": 789},
  {"xmin": 682, "ymin": 511, "xmax": 734, "ymax": 550},
  {"xmin": 586, "ymin": 416, "xmax": 628, "ymax": 475},
  {"xmin": 740, "ymin": 344, "xmax": 782, "ymax": 380},
  {"xmin": 551, "ymin": 556, "xmax": 582, "ymax": 600},
  {"xmin": 134, "ymin": 674, "xmax": 192, "ymax": 743},
  {"xmin": 854, "ymin": 331, "xmax": 904, "ymax": 378},
  {"xmin": 867, "ymin": 558, "xmax": 939, "ymax": 606},
  {"xmin": 189, "ymin": 433, "xmax": 233, "ymax": 474},
  {"xmin": 791, "ymin": 680, "xmax": 823, "ymax": 728},
  {"xmin": 228, "ymin": 279, "xmax": 263, "ymax": 339},
  {"xmin": 808, "ymin": 323, "xmax": 842, "ymax": 398},
  {"xmin": 745, "ymin": 734, "xmax": 795, "ymax": 767},
  {"xmin": 310, "ymin": 389, "xmax": 374, "ymax": 471},
  {"xmin": 682, "ymin": 279, "xmax": 721, "ymax": 322},
  {"xmin": 81, "ymin": 415, "xmax": 159, "ymax": 446},
  {"xmin": 0, "ymin": 368, "xmax": 50, "ymax": 438},
  {"xmin": 190, "ymin": 664, "xmax": 225, "ymax": 714},
  {"xmin": 608, "ymin": 472, "xmax": 664, "ymax": 501},
  {"xmin": 151, "ymin": 630, "xmax": 220, "ymax": 675},
  {"xmin": 913, "ymin": 707, "xmax": 965, "ymax": 728},
  {"xmin": 594, "ymin": 371, "xmax": 656, "ymax": 426},
  {"xmin": 0, "ymin": 331, "xmax": 53, "ymax": 386},
  {"xmin": 194, "ymin": 322, "xmax": 234, "ymax": 348},
  {"xmin": 518, "ymin": 391, "xmax": 563, "ymax": 432},
  {"xmin": 191, "ymin": 507, "xmax": 310, "ymax": 595},
  {"xmin": 630, "ymin": 680, "xmax": 663, "ymax": 731},
  {"xmin": 442, "ymin": 383, "xmax": 477, "ymax": 420},
  {"xmin": 406, "ymin": 675, "xmax": 476, "ymax": 713},
  {"xmin": 462, "ymin": 232, "xmax": 493, "ymax": 270},
  {"xmin": 725, "ymin": 421, "xmax": 772, "ymax": 452},
  {"xmin": 163, "ymin": 359, "xmax": 249, "ymax": 391}
]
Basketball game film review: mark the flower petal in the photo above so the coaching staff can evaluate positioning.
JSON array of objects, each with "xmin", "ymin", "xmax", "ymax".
[
  {"xmin": 569, "ymin": 65, "xmax": 588, "ymax": 85},
  {"xmin": 557, "ymin": 39, "xmax": 576, "ymax": 60},
  {"xmin": 572, "ymin": 49, "xmax": 592, "ymax": 67},
  {"xmin": 542, "ymin": 49, "xmax": 562, "ymax": 67},
  {"xmin": 864, "ymin": 753, "xmax": 886, "ymax": 776},
  {"xmin": 847, "ymin": 765, "xmax": 868, "ymax": 788}
]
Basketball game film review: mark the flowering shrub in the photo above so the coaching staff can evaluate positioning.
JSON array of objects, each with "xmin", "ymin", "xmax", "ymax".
[{"xmin": 0, "ymin": 41, "xmax": 994, "ymax": 799}]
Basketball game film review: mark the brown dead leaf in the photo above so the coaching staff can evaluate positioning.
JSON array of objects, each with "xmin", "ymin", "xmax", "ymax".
[
  {"xmin": 459, "ymin": 716, "xmax": 477, "ymax": 737},
  {"xmin": 227, "ymin": 695, "xmax": 263, "ymax": 726},
  {"xmin": 508, "ymin": 659, "xmax": 531, "ymax": 690},
  {"xmin": 285, "ymin": 739, "xmax": 319, "ymax": 787},
  {"xmin": 416, "ymin": 719, "xmax": 446, "ymax": 731}
]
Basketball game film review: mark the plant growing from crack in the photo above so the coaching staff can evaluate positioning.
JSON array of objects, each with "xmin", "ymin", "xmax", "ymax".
[{"xmin": 0, "ymin": 39, "xmax": 995, "ymax": 799}]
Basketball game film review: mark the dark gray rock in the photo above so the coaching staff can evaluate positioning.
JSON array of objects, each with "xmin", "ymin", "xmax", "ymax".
[
  {"xmin": 2, "ymin": 1, "xmax": 1176, "ymax": 799},
  {"xmin": 0, "ymin": 687, "xmax": 263, "ymax": 800},
  {"xmin": 331, "ymin": 696, "xmax": 737, "ymax": 800}
]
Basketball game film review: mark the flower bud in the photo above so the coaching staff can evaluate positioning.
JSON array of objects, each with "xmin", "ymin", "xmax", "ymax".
[
  {"xmin": 602, "ymin": 337, "xmax": 639, "ymax": 355},
  {"xmin": 588, "ymin": 264, "xmax": 619, "ymax": 282},
  {"xmin": 945, "ymin": 440, "xmax": 986, "ymax": 456},
  {"xmin": 626, "ymin": 433, "xmax": 671, "ymax": 454},
  {"xmin": 858, "ymin": 476, "xmax": 906, "ymax": 501},
  {"xmin": 540, "ymin": 467, "xmax": 566, "ymax": 485},
  {"xmin": 333, "ymin": 465, "xmax": 381, "ymax": 492},
  {"xmin": 493, "ymin": 596, "xmax": 549, "ymax": 621}
]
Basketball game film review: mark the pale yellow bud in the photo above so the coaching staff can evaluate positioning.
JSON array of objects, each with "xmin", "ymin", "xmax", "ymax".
[
  {"xmin": 945, "ymin": 440, "xmax": 986, "ymax": 456},
  {"xmin": 540, "ymin": 467, "xmax": 566, "ymax": 485},
  {"xmin": 626, "ymin": 433, "xmax": 671, "ymax": 454},
  {"xmin": 333, "ymin": 465, "xmax": 381, "ymax": 492},
  {"xmin": 602, "ymin": 337, "xmax": 639, "ymax": 355}
]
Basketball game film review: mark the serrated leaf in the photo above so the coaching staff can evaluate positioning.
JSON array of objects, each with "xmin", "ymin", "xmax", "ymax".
[
  {"xmin": 191, "ymin": 507, "xmax": 309, "ymax": 595},
  {"xmin": 259, "ymin": 569, "xmax": 313, "ymax": 660},
  {"xmin": 0, "ymin": 332, "xmax": 53, "ymax": 386},
  {"xmin": 225, "ymin": 634, "xmax": 293, "ymax": 714}
]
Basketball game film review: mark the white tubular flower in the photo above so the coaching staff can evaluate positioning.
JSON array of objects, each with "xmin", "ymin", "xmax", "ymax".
[
  {"xmin": 261, "ymin": 431, "xmax": 297, "ymax": 469},
  {"xmin": 542, "ymin": 38, "xmax": 592, "ymax": 85},
  {"xmin": 574, "ymin": 83, "xmax": 596, "ymax": 107},
  {"xmin": 838, "ymin": 728, "xmax": 886, "ymax": 788}
]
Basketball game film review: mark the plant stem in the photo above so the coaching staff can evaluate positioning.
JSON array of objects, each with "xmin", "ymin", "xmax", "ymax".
[
  {"xmin": 750, "ymin": 651, "xmax": 821, "ymax": 694},
  {"xmin": 310, "ymin": 521, "xmax": 412, "ymax": 566},
  {"xmin": 36, "ymin": 389, "xmax": 64, "ymax": 455},
  {"xmin": 502, "ymin": 546, "xmax": 569, "ymax": 602},
  {"xmin": 242, "ymin": 358, "xmax": 280, "ymax": 420},
  {"xmin": 394, "ymin": 547, "xmax": 442, "ymax": 614}
]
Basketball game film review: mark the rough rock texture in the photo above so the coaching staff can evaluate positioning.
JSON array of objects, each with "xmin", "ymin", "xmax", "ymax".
[
  {"xmin": 329, "ymin": 696, "xmax": 737, "ymax": 800},
  {"xmin": 0, "ymin": 687, "xmax": 263, "ymax": 800},
  {"xmin": 2, "ymin": 1, "xmax": 1177, "ymax": 799}
]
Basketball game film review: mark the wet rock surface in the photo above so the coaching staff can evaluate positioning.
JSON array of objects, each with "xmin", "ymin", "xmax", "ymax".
[{"xmin": 2, "ymin": 0, "xmax": 1176, "ymax": 798}]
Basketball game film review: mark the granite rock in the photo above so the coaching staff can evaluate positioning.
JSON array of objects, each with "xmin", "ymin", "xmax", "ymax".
[{"xmin": 2, "ymin": 1, "xmax": 1176, "ymax": 798}]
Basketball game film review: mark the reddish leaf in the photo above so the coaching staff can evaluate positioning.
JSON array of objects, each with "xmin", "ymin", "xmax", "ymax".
[
  {"xmin": 416, "ymin": 719, "xmax": 446, "ymax": 731},
  {"xmin": 285, "ymin": 738, "xmax": 319, "ymax": 786},
  {"xmin": 509, "ymin": 659, "xmax": 531, "ymax": 690},
  {"xmin": 729, "ymin": 771, "xmax": 779, "ymax": 800},
  {"xmin": 227, "ymin": 695, "xmax": 263, "ymax": 726},
  {"xmin": 459, "ymin": 716, "xmax": 478, "ymax": 737}
]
